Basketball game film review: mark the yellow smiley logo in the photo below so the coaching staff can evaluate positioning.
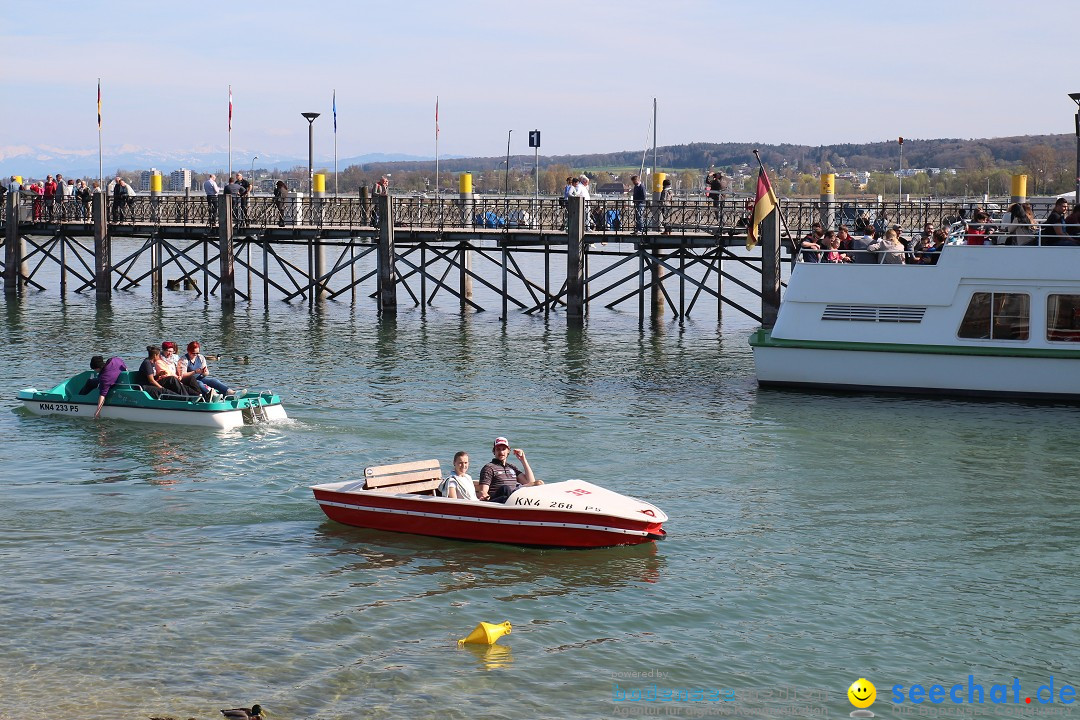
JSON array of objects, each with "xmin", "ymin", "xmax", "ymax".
[{"xmin": 848, "ymin": 678, "xmax": 876, "ymax": 709}]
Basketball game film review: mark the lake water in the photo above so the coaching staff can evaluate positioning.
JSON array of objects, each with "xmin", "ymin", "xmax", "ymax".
[{"xmin": 3, "ymin": 277, "xmax": 1080, "ymax": 720}]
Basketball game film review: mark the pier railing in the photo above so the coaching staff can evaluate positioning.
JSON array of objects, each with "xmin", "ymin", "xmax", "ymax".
[{"xmin": 6, "ymin": 193, "xmax": 1058, "ymax": 238}]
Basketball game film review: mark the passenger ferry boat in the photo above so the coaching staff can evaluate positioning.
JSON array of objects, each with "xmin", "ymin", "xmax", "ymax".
[
  {"xmin": 749, "ymin": 245, "xmax": 1080, "ymax": 400},
  {"xmin": 18, "ymin": 370, "xmax": 288, "ymax": 429}
]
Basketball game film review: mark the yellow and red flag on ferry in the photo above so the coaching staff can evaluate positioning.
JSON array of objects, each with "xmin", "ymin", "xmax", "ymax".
[{"xmin": 746, "ymin": 166, "xmax": 779, "ymax": 250}]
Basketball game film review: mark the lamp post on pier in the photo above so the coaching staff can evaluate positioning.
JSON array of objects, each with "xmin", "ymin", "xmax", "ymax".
[
  {"xmin": 301, "ymin": 112, "xmax": 320, "ymax": 195},
  {"xmin": 250, "ymin": 155, "xmax": 258, "ymax": 182},
  {"xmin": 1069, "ymin": 92, "xmax": 1080, "ymax": 203}
]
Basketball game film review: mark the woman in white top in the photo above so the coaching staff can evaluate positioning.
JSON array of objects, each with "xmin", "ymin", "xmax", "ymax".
[{"xmin": 439, "ymin": 452, "xmax": 477, "ymax": 501}]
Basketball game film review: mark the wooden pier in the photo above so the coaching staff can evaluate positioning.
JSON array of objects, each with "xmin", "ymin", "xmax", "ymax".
[{"xmin": 1, "ymin": 190, "xmax": 1018, "ymax": 324}]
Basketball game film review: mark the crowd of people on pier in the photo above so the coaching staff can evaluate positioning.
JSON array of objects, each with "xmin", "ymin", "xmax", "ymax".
[
  {"xmin": 84, "ymin": 341, "xmax": 243, "ymax": 418},
  {"xmin": 797, "ymin": 198, "xmax": 1080, "ymax": 264}
]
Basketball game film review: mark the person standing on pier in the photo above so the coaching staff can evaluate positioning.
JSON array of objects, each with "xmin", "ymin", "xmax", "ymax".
[
  {"xmin": 111, "ymin": 177, "xmax": 130, "ymax": 222},
  {"xmin": 631, "ymin": 174, "xmax": 646, "ymax": 234},
  {"xmin": 43, "ymin": 175, "xmax": 57, "ymax": 221},
  {"xmin": 236, "ymin": 172, "xmax": 251, "ymax": 223},
  {"xmin": 708, "ymin": 172, "xmax": 724, "ymax": 231},
  {"xmin": 273, "ymin": 180, "xmax": 288, "ymax": 227},
  {"xmin": 659, "ymin": 177, "xmax": 673, "ymax": 235},
  {"xmin": 204, "ymin": 174, "xmax": 220, "ymax": 226},
  {"xmin": 224, "ymin": 177, "xmax": 244, "ymax": 226}
]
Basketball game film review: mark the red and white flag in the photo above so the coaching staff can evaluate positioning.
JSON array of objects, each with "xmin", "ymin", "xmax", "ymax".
[
  {"xmin": 435, "ymin": 96, "xmax": 440, "ymax": 137},
  {"xmin": 228, "ymin": 86, "xmax": 233, "ymax": 131}
]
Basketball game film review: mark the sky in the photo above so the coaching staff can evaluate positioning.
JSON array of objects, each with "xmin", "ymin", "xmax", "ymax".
[{"xmin": 2, "ymin": 0, "xmax": 1079, "ymax": 167}]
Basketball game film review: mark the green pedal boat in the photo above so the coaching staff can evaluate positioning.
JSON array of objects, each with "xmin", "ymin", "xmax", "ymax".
[{"xmin": 18, "ymin": 371, "xmax": 288, "ymax": 429}]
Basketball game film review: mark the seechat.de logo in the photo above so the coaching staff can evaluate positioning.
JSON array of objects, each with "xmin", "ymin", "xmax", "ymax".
[{"xmin": 847, "ymin": 678, "xmax": 876, "ymax": 717}]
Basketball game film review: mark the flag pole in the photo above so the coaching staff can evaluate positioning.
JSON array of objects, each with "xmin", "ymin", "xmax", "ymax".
[
  {"xmin": 435, "ymin": 96, "xmax": 440, "ymax": 199},
  {"xmin": 333, "ymin": 89, "xmax": 338, "ymax": 197},
  {"xmin": 228, "ymin": 85, "xmax": 233, "ymax": 178},
  {"xmin": 97, "ymin": 78, "xmax": 103, "ymax": 191}
]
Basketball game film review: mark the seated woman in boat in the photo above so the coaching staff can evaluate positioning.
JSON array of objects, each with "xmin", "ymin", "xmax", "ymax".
[
  {"xmin": 867, "ymin": 229, "xmax": 906, "ymax": 264},
  {"xmin": 478, "ymin": 437, "xmax": 544, "ymax": 503},
  {"xmin": 140, "ymin": 345, "xmax": 195, "ymax": 398},
  {"xmin": 178, "ymin": 341, "xmax": 235, "ymax": 402},
  {"xmin": 85, "ymin": 355, "xmax": 128, "ymax": 419},
  {"xmin": 439, "ymin": 451, "xmax": 478, "ymax": 501}
]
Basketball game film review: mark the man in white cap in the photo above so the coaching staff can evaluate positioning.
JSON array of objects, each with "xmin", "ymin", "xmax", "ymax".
[{"xmin": 478, "ymin": 436, "xmax": 543, "ymax": 503}]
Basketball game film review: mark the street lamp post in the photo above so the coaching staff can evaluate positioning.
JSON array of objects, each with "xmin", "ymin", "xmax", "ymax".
[
  {"xmin": 504, "ymin": 130, "xmax": 512, "ymax": 197},
  {"xmin": 250, "ymin": 155, "xmax": 258, "ymax": 186},
  {"xmin": 301, "ymin": 112, "xmax": 320, "ymax": 195},
  {"xmin": 1069, "ymin": 93, "xmax": 1080, "ymax": 203}
]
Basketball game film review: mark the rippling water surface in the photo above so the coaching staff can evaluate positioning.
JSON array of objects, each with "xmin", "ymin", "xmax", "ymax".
[{"xmin": 2, "ymin": 288, "xmax": 1079, "ymax": 719}]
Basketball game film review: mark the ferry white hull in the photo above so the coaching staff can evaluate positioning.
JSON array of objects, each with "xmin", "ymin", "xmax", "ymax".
[
  {"xmin": 754, "ymin": 343, "xmax": 1080, "ymax": 400},
  {"xmin": 750, "ymin": 245, "xmax": 1080, "ymax": 401}
]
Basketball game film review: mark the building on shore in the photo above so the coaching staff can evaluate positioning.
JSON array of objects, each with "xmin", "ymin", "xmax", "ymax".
[{"xmin": 169, "ymin": 169, "xmax": 192, "ymax": 192}]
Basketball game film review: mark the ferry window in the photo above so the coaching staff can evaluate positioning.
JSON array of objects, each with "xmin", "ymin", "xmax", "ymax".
[
  {"xmin": 1047, "ymin": 294, "xmax": 1080, "ymax": 342},
  {"xmin": 957, "ymin": 292, "xmax": 1029, "ymax": 340}
]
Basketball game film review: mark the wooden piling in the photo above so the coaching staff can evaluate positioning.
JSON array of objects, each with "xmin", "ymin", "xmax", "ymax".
[
  {"xmin": 3, "ymin": 191, "xmax": 20, "ymax": 297},
  {"xmin": 566, "ymin": 196, "xmax": 586, "ymax": 325},
  {"xmin": 460, "ymin": 241, "xmax": 473, "ymax": 311},
  {"xmin": 92, "ymin": 191, "xmax": 110, "ymax": 301},
  {"xmin": 219, "ymin": 195, "xmax": 235, "ymax": 309},
  {"xmin": 376, "ymin": 194, "xmax": 397, "ymax": 314}
]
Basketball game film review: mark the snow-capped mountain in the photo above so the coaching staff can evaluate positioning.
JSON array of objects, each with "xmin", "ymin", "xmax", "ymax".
[{"xmin": 0, "ymin": 145, "xmax": 435, "ymax": 179}]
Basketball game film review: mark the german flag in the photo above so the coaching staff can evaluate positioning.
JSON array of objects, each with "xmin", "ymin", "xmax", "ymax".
[{"xmin": 746, "ymin": 166, "xmax": 778, "ymax": 250}]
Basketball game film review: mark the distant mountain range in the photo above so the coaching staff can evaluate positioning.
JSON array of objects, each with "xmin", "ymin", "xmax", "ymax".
[
  {"xmin": 2, "ymin": 132, "xmax": 1073, "ymax": 179},
  {"xmin": 0, "ymin": 146, "xmax": 450, "ymax": 179}
]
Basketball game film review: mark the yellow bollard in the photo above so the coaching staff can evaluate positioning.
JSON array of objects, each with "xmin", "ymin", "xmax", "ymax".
[
  {"xmin": 458, "ymin": 621, "xmax": 512, "ymax": 646},
  {"xmin": 313, "ymin": 173, "xmax": 326, "ymax": 194},
  {"xmin": 652, "ymin": 172, "xmax": 667, "ymax": 194},
  {"xmin": 459, "ymin": 172, "xmax": 473, "ymax": 194}
]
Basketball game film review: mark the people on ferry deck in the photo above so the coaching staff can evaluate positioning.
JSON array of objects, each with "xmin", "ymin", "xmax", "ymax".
[
  {"xmin": 85, "ymin": 355, "xmax": 128, "ymax": 419},
  {"xmin": 1000, "ymin": 203, "xmax": 1038, "ymax": 245},
  {"xmin": 178, "ymin": 341, "xmax": 234, "ymax": 402},
  {"xmin": 1043, "ymin": 199, "xmax": 1075, "ymax": 245},
  {"xmin": 890, "ymin": 223, "xmax": 917, "ymax": 261},
  {"xmin": 867, "ymin": 228, "xmax": 906, "ymax": 264},
  {"xmin": 478, "ymin": 437, "xmax": 543, "ymax": 503},
  {"xmin": 800, "ymin": 222, "xmax": 825, "ymax": 262},
  {"xmin": 914, "ymin": 228, "xmax": 948, "ymax": 265},
  {"xmin": 838, "ymin": 225, "xmax": 873, "ymax": 264},
  {"xmin": 1064, "ymin": 206, "xmax": 1080, "ymax": 242},
  {"xmin": 820, "ymin": 232, "xmax": 849, "ymax": 263},
  {"xmin": 964, "ymin": 210, "xmax": 994, "ymax": 246},
  {"xmin": 439, "ymin": 451, "xmax": 478, "ymax": 501}
]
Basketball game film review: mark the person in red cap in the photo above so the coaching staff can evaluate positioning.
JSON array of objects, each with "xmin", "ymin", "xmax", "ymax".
[{"xmin": 477, "ymin": 436, "xmax": 543, "ymax": 503}]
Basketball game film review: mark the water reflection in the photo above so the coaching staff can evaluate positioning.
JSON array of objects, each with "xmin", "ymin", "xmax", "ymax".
[
  {"xmin": 313, "ymin": 522, "xmax": 664, "ymax": 598},
  {"xmin": 81, "ymin": 420, "xmax": 219, "ymax": 485},
  {"xmin": 459, "ymin": 642, "xmax": 513, "ymax": 670}
]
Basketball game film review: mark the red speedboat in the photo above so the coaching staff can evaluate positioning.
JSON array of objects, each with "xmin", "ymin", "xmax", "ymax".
[{"xmin": 311, "ymin": 475, "xmax": 668, "ymax": 548}]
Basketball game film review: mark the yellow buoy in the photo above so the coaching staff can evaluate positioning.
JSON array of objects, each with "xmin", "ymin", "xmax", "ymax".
[{"xmin": 458, "ymin": 621, "xmax": 512, "ymax": 646}]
